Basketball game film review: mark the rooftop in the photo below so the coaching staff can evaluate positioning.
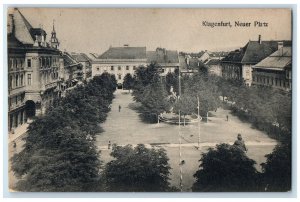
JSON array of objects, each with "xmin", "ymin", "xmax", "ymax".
[
  {"xmin": 253, "ymin": 47, "xmax": 292, "ymax": 70},
  {"xmin": 98, "ymin": 46, "xmax": 147, "ymax": 59}
]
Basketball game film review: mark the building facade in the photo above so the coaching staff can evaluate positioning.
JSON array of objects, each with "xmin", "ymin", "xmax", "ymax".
[
  {"xmin": 70, "ymin": 53, "xmax": 92, "ymax": 80},
  {"xmin": 221, "ymin": 35, "xmax": 291, "ymax": 86},
  {"xmin": 8, "ymin": 8, "xmax": 62, "ymax": 132},
  {"xmin": 252, "ymin": 47, "xmax": 292, "ymax": 91}
]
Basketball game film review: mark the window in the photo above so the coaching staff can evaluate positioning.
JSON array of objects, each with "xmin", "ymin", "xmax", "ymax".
[
  {"xmin": 118, "ymin": 74, "xmax": 122, "ymax": 80},
  {"xmin": 27, "ymin": 59, "xmax": 31, "ymax": 68},
  {"xmin": 27, "ymin": 74, "xmax": 31, "ymax": 85},
  {"xmin": 133, "ymin": 66, "xmax": 136, "ymax": 70},
  {"xmin": 20, "ymin": 74, "xmax": 23, "ymax": 86},
  {"xmin": 15, "ymin": 75, "xmax": 19, "ymax": 87},
  {"xmin": 111, "ymin": 66, "xmax": 114, "ymax": 71},
  {"xmin": 9, "ymin": 75, "xmax": 13, "ymax": 89},
  {"xmin": 126, "ymin": 66, "xmax": 129, "ymax": 70},
  {"xmin": 118, "ymin": 66, "xmax": 121, "ymax": 71}
]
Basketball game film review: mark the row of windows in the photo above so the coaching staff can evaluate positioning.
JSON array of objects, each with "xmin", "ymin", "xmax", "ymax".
[
  {"xmin": 9, "ymin": 93, "xmax": 25, "ymax": 108},
  {"xmin": 10, "ymin": 56, "xmax": 59, "ymax": 70},
  {"xmin": 41, "ymin": 71, "xmax": 59, "ymax": 84},
  {"xmin": 253, "ymin": 75, "xmax": 289, "ymax": 88},
  {"xmin": 9, "ymin": 74, "xmax": 31, "ymax": 89},
  {"xmin": 9, "ymin": 58, "xmax": 25, "ymax": 70},
  {"xmin": 9, "ymin": 73, "xmax": 25, "ymax": 89},
  {"xmin": 96, "ymin": 65, "xmax": 137, "ymax": 71},
  {"xmin": 39, "ymin": 56, "xmax": 59, "ymax": 68}
]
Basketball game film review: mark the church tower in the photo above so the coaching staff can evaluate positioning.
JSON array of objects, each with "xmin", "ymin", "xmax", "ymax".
[{"xmin": 50, "ymin": 20, "xmax": 59, "ymax": 49}]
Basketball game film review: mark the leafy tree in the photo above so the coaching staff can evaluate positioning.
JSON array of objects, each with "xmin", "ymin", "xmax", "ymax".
[
  {"xmin": 192, "ymin": 143, "xmax": 259, "ymax": 192},
  {"xmin": 123, "ymin": 73, "xmax": 135, "ymax": 92},
  {"xmin": 104, "ymin": 144, "xmax": 172, "ymax": 192},
  {"xmin": 261, "ymin": 142, "xmax": 291, "ymax": 192},
  {"xmin": 11, "ymin": 73, "xmax": 116, "ymax": 191},
  {"xmin": 173, "ymin": 94, "xmax": 197, "ymax": 125},
  {"xmin": 139, "ymin": 81, "xmax": 170, "ymax": 123},
  {"xmin": 132, "ymin": 63, "xmax": 160, "ymax": 102},
  {"xmin": 12, "ymin": 111, "xmax": 101, "ymax": 191},
  {"xmin": 165, "ymin": 69, "xmax": 179, "ymax": 95}
]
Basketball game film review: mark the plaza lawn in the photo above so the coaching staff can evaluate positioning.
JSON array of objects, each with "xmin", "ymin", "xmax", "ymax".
[{"xmin": 96, "ymin": 90, "xmax": 276, "ymax": 191}]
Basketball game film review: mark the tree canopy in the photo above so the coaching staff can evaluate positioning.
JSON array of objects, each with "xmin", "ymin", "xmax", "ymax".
[
  {"xmin": 11, "ymin": 73, "xmax": 117, "ymax": 191},
  {"xmin": 104, "ymin": 144, "xmax": 172, "ymax": 192},
  {"xmin": 192, "ymin": 143, "xmax": 259, "ymax": 192}
]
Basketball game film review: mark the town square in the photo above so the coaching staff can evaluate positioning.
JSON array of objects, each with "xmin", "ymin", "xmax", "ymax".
[{"xmin": 7, "ymin": 7, "xmax": 292, "ymax": 192}]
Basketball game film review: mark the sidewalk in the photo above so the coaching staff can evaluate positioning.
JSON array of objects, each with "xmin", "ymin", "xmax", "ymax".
[{"xmin": 8, "ymin": 123, "xmax": 29, "ymax": 144}]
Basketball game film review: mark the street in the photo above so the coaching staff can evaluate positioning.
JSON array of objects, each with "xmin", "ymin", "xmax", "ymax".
[{"xmin": 96, "ymin": 90, "xmax": 277, "ymax": 191}]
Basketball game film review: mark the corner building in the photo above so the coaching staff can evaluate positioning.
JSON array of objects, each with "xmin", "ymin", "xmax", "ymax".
[{"xmin": 8, "ymin": 8, "xmax": 62, "ymax": 132}]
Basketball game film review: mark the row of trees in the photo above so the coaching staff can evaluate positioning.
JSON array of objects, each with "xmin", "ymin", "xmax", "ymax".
[
  {"xmin": 216, "ymin": 77, "xmax": 292, "ymax": 142},
  {"xmin": 12, "ymin": 73, "xmax": 117, "ymax": 191}
]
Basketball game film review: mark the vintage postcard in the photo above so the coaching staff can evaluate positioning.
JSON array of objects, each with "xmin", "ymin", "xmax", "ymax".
[{"xmin": 7, "ymin": 7, "xmax": 292, "ymax": 192}]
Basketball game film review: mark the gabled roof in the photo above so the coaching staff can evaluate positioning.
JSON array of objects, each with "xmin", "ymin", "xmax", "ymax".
[
  {"xmin": 222, "ymin": 40, "xmax": 292, "ymax": 64},
  {"xmin": 147, "ymin": 48, "xmax": 179, "ymax": 64},
  {"xmin": 98, "ymin": 46, "xmax": 147, "ymax": 59},
  {"xmin": 253, "ymin": 47, "xmax": 292, "ymax": 71}
]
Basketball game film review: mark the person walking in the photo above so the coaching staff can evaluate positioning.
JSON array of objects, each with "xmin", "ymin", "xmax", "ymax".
[
  {"xmin": 226, "ymin": 115, "xmax": 229, "ymax": 121},
  {"xmin": 233, "ymin": 134, "xmax": 247, "ymax": 152},
  {"xmin": 119, "ymin": 105, "xmax": 121, "ymax": 112}
]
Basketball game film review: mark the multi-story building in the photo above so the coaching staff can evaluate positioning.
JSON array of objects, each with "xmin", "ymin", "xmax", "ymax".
[
  {"xmin": 60, "ymin": 52, "xmax": 83, "ymax": 90},
  {"xmin": 70, "ymin": 53, "xmax": 92, "ymax": 80},
  {"xmin": 252, "ymin": 46, "xmax": 292, "ymax": 91},
  {"xmin": 91, "ymin": 46, "xmax": 179, "ymax": 88},
  {"xmin": 8, "ymin": 8, "xmax": 62, "ymax": 132},
  {"xmin": 146, "ymin": 48, "xmax": 179, "ymax": 77},
  {"xmin": 221, "ymin": 35, "xmax": 291, "ymax": 86},
  {"xmin": 91, "ymin": 45, "xmax": 148, "ymax": 88}
]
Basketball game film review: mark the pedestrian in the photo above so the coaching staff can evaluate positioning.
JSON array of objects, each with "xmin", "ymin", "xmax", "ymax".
[
  {"xmin": 13, "ymin": 141, "xmax": 16, "ymax": 149},
  {"xmin": 119, "ymin": 105, "xmax": 121, "ymax": 112},
  {"xmin": 108, "ymin": 141, "xmax": 111, "ymax": 149},
  {"xmin": 226, "ymin": 115, "xmax": 229, "ymax": 121},
  {"xmin": 233, "ymin": 133, "xmax": 247, "ymax": 152}
]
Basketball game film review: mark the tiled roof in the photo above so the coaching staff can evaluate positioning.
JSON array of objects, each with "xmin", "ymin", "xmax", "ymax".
[
  {"xmin": 71, "ymin": 53, "xmax": 90, "ymax": 62},
  {"xmin": 206, "ymin": 59, "xmax": 220, "ymax": 65},
  {"xmin": 222, "ymin": 40, "xmax": 291, "ymax": 64},
  {"xmin": 253, "ymin": 47, "xmax": 292, "ymax": 70},
  {"xmin": 98, "ymin": 47, "xmax": 147, "ymax": 59},
  {"xmin": 8, "ymin": 34, "xmax": 24, "ymax": 48},
  {"xmin": 10, "ymin": 8, "xmax": 35, "ymax": 45},
  {"xmin": 147, "ymin": 49, "xmax": 179, "ymax": 64},
  {"xmin": 63, "ymin": 52, "xmax": 79, "ymax": 67}
]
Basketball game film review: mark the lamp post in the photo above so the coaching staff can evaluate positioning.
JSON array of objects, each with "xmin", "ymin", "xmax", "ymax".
[
  {"xmin": 178, "ymin": 66, "xmax": 183, "ymax": 192},
  {"xmin": 197, "ymin": 96, "xmax": 200, "ymax": 148}
]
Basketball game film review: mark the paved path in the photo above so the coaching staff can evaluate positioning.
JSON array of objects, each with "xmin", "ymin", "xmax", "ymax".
[{"xmin": 96, "ymin": 90, "xmax": 277, "ymax": 191}]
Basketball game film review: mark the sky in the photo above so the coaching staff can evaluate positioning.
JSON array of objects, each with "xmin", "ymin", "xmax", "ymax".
[{"xmin": 13, "ymin": 8, "xmax": 292, "ymax": 55}]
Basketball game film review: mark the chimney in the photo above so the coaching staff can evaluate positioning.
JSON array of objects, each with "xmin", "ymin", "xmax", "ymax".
[
  {"xmin": 258, "ymin": 35, "xmax": 262, "ymax": 44},
  {"xmin": 278, "ymin": 41, "xmax": 284, "ymax": 50}
]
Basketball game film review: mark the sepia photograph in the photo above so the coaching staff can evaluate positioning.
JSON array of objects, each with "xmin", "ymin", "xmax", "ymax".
[{"xmin": 6, "ymin": 7, "xmax": 293, "ymax": 193}]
